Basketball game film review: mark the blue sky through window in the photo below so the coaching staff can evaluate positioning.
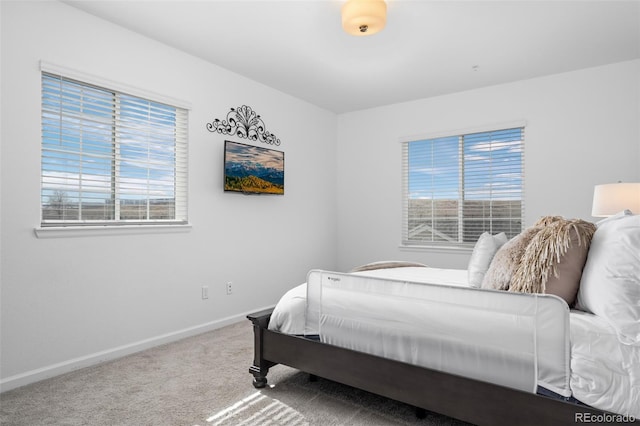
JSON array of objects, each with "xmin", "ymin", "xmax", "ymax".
[{"xmin": 408, "ymin": 128, "xmax": 523, "ymax": 202}]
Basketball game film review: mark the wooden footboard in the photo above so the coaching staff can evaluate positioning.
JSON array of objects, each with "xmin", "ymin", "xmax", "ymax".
[{"xmin": 247, "ymin": 310, "xmax": 635, "ymax": 426}]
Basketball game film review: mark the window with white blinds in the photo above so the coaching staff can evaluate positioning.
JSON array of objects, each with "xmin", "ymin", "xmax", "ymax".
[
  {"xmin": 41, "ymin": 72, "xmax": 188, "ymax": 226},
  {"xmin": 401, "ymin": 126, "xmax": 524, "ymax": 247}
]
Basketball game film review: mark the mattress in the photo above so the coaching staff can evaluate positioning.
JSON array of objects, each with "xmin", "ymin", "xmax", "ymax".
[{"xmin": 268, "ymin": 266, "xmax": 639, "ymax": 418}]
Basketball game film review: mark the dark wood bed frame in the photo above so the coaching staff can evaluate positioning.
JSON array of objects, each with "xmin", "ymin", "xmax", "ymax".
[{"xmin": 248, "ymin": 308, "xmax": 637, "ymax": 426}]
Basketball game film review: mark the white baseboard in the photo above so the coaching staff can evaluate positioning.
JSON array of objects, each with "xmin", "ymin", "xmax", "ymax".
[{"xmin": 0, "ymin": 305, "xmax": 274, "ymax": 393}]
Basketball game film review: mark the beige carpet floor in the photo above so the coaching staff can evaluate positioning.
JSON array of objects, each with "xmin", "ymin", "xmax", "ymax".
[{"xmin": 0, "ymin": 320, "xmax": 471, "ymax": 426}]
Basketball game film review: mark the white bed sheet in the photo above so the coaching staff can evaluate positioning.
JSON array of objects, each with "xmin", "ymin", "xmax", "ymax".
[{"xmin": 269, "ymin": 282, "xmax": 308, "ymax": 335}]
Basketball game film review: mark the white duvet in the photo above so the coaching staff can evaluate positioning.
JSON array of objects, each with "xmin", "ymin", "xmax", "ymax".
[
  {"xmin": 268, "ymin": 267, "xmax": 640, "ymax": 418},
  {"xmin": 570, "ymin": 310, "xmax": 640, "ymax": 417}
]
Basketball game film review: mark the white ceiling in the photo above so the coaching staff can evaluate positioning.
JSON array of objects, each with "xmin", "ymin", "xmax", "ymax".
[{"xmin": 64, "ymin": 0, "xmax": 640, "ymax": 114}]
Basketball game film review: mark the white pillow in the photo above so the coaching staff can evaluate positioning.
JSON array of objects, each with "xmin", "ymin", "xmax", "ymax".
[
  {"xmin": 576, "ymin": 211, "xmax": 640, "ymax": 345},
  {"xmin": 468, "ymin": 232, "xmax": 508, "ymax": 287}
]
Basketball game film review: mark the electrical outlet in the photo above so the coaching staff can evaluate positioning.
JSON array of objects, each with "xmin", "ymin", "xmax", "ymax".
[
  {"xmin": 226, "ymin": 281, "xmax": 233, "ymax": 295},
  {"xmin": 202, "ymin": 286, "xmax": 209, "ymax": 300}
]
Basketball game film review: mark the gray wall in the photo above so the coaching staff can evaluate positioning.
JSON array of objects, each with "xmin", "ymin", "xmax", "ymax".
[
  {"xmin": 335, "ymin": 60, "xmax": 640, "ymax": 271},
  {"xmin": 0, "ymin": 1, "xmax": 337, "ymax": 389}
]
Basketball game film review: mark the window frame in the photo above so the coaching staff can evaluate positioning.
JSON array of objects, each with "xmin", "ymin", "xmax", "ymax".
[
  {"xmin": 38, "ymin": 62, "xmax": 190, "ymax": 236},
  {"xmin": 400, "ymin": 122, "xmax": 525, "ymax": 250}
]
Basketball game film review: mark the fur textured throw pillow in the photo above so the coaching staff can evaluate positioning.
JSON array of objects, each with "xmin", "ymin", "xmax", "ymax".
[
  {"xmin": 481, "ymin": 227, "xmax": 542, "ymax": 291},
  {"xmin": 509, "ymin": 217, "xmax": 596, "ymax": 305}
]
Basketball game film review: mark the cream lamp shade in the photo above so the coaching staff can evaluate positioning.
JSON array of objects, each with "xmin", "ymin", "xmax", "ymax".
[
  {"xmin": 342, "ymin": 0, "xmax": 387, "ymax": 36},
  {"xmin": 591, "ymin": 182, "xmax": 640, "ymax": 217}
]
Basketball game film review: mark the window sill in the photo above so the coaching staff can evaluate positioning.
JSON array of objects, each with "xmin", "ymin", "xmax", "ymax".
[
  {"xmin": 398, "ymin": 244, "xmax": 473, "ymax": 254},
  {"xmin": 34, "ymin": 223, "xmax": 192, "ymax": 239}
]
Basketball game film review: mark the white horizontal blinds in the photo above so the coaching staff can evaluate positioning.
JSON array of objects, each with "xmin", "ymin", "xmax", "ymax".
[
  {"xmin": 462, "ymin": 128, "xmax": 524, "ymax": 242},
  {"xmin": 41, "ymin": 75, "xmax": 115, "ymax": 223},
  {"xmin": 403, "ymin": 136, "xmax": 461, "ymax": 244},
  {"xmin": 116, "ymin": 94, "xmax": 188, "ymax": 222},
  {"xmin": 402, "ymin": 126, "xmax": 524, "ymax": 246},
  {"xmin": 41, "ymin": 72, "xmax": 188, "ymax": 226}
]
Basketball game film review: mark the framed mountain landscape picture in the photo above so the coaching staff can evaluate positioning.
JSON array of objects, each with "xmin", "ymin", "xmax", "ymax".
[{"xmin": 223, "ymin": 140, "xmax": 284, "ymax": 195}]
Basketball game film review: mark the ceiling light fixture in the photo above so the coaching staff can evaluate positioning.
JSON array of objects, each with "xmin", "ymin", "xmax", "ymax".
[{"xmin": 342, "ymin": 0, "xmax": 387, "ymax": 36}]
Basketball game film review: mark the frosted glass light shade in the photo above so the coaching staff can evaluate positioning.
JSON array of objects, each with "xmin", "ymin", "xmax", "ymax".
[
  {"xmin": 591, "ymin": 182, "xmax": 640, "ymax": 217},
  {"xmin": 342, "ymin": 0, "xmax": 387, "ymax": 36}
]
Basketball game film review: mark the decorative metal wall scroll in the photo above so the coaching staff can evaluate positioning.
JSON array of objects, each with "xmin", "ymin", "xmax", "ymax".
[{"xmin": 207, "ymin": 105, "xmax": 281, "ymax": 146}]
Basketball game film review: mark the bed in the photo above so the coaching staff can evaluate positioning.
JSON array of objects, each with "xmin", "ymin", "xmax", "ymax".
[{"xmin": 248, "ymin": 213, "xmax": 640, "ymax": 425}]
